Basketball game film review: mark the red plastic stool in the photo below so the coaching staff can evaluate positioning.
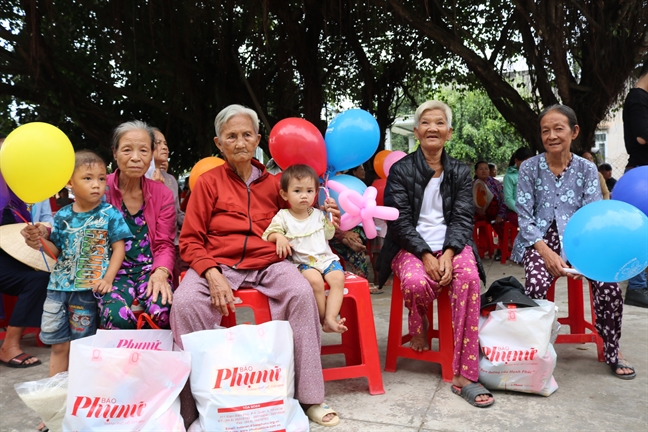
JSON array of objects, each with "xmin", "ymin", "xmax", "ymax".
[
  {"xmin": 473, "ymin": 220, "xmax": 497, "ymax": 259},
  {"xmin": 499, "ymin": 221, "xmax": 518, "ymax": 263},
  {"xmin": 385, "ymin": 276, "xmax": 454, "ymax": 382},
  {"xmin": 219, "ymin": 288, "xmax": 273, "ymax": 328},
  {"xmin": 321, "ymin": 273, "xmax": 385, "ymax": 395},
  {"xmin": 547, "ymin": 277, "xmax": 604, "ymax": 362},
  {"xmin": 0, "ymin": 294, "xmax": 46, "ymax": 347},
  {"xmin": 221, "ymin": 274, "xmax": 385, "ymax": 395}
]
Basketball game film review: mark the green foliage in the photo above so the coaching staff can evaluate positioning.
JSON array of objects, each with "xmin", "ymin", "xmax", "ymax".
[{"xmin": 430, "ymin": 87, "xmax": 526, "ymax": 169}]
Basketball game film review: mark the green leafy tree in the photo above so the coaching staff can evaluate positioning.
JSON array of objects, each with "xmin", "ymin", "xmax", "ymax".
[
  {"xmin": 0, "ymin": 0, "xmax": 431, "ymax": 172},
  {"xmin": 436, "ymin": 88, "xmax": 526, "ymax": 169},
  {"xmin": 380, "ymin": 0, "xmax": 648, "ymax": 152}
]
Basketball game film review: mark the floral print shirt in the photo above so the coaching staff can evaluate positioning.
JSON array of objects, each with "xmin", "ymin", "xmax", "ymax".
[{"xmin": 511, "ymin": 153, "xmax": 601, "ymax": 262}]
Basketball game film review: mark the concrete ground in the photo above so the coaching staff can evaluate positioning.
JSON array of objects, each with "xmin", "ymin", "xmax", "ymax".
[{"xmin": 1, "ymin": 258, "xmax": 647, "ymax": 431}]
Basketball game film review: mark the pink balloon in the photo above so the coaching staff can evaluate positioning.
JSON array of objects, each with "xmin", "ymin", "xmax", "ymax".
[
  {"xmin": 339, "ymin": 214, "xmax": 362, "ymax": 231},
  {"xmin": 327, "ymin": 179, "xmax": 345, "ymax": 193},
  {"xmin": 373, "ymin": 207, "xmax": 399, "ymax": 220},
  {"xmin": 338, "ymin": 189, "xmax": 361, "ymax": 217},
  {"xmin": 383, "ymin": 151, "xmax": 407, "ymax": 178},
  {"xmin": 334, "ymin": 186, "xmax": 400, "ymax": 239},
  {"xmin": 362, "ymin": 217, "xmax": 377, "ymax": 239}
]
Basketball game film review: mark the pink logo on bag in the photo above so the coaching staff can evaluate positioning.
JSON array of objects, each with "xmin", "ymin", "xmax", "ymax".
[
  {"xmin": 213, "ymin": 365, "xmax": 282, "ymax": 389},
  {"xmin": 70, "ymin": 396, "xmax": 147, "ymax": 419},
  {"xmin": 481, "ymin": 346, "xmax": 538, "ymax": 364},
  {"xmin": 115, "ymin": 339, "xmax": 163, "ymax": 350}
]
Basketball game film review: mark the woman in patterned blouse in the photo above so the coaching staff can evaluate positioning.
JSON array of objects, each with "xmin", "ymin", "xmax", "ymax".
[{"xmin": 511, "ymin": 104, "xmax": 635, "ymax": 380}]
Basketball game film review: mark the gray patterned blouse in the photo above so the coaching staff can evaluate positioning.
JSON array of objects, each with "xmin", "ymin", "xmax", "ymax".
[{"xmin": 511, "ymin": 153, "xmax": 601, "ymax": 262}]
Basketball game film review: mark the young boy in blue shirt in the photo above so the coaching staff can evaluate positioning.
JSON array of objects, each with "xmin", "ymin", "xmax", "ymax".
[{"xmin": 24, "ymin": 150, "xmax": 132, "ymax": 376}]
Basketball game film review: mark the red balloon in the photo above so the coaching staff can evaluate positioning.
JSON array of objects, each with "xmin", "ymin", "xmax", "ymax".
[
  {"xmin": 269, "ymin": 118, "xmax": 327, "ymax": 176},
  {"xmin": 372, "ymin": 178, "xmax": 387, "ymax": 206}
]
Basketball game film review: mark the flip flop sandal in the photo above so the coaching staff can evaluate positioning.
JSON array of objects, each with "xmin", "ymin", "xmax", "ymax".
[
  {"xmin": 610, "ymin": 359, "xmax": 636, "ymax": 380},
  {"xmin": 0, "ymin": 352, "xmax": 42, "ymax": 368},
  {"xmin": 305, "ymin": 403, "xmax": 340, "ymax": 427},
  {"xmin": 451, "ymin": 383, "xmax": 495, "ymax": 408},
  {"xmin": 369, "ymin": 284, "xmax": 383, "ymax": 295}
]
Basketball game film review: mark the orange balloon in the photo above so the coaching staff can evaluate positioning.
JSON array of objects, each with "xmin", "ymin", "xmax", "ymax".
[
  {"xmin": 189, "ymin": 157, "xmax": 225, "ymax": 190},
  {"xmin": 373, "ymin": 150, "xmax": 392, "ymax": 179}
]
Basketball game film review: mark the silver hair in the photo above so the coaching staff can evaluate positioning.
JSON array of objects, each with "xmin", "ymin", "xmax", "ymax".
[
  {"xmin": 150, "ymin": 127, "xmax": 169, "ymax": 147},
  {"xmin": 214, "ymin": 104, "xmax": 259, "ymax": 138},
  {"xmin": 111, "ymin": 120, "xmax": 155, "ymax": 151},
  {"xmin": 414, "ymin": 100, "xmax": 453, "ymax": 129}
]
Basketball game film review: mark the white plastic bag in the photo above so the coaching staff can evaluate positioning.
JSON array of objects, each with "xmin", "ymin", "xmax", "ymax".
[
  {"xmin": 478, "ymin": 299, "xmax": 559, "ymax": 396},
  {"xmin": 63, "ymin": 330, "xmax": 191, "ymax": 431},
  {"xmin": 182, "ymin": 320, "xmax": 309, "ymax": 432},
  {"xmin": 15, "ymin": 372, "xmax": 68, "ymax": 432}
]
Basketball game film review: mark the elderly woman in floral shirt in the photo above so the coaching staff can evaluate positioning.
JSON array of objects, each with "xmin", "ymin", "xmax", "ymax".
[{"xmin": 511, "ymin": 104, "xmax": 635, "ymax": 380}]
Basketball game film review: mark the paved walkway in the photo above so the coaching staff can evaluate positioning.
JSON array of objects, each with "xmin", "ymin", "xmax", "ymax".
[{"xmin": 1, "ymin": 258, "xmax": 647, "ymax": 431}]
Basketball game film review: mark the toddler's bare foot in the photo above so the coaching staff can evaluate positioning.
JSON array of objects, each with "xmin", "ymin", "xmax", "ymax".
[
  {"xmin": 323, "ymin": 317, "xmax": 348, "ymax": 333},
  {"xmin": 409, "ymin": 334, "xmax": 429, "ymax": 352}
]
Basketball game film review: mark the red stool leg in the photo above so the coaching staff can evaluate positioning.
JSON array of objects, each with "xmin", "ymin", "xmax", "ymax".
[
  {"xmin": 473, "ymin": 222, "xmax": 485, "ymax": 258},
  {"xmin": 352, "ymin": 285, "xmax": 385, "ymax": 395},
  {"xmin": 473, "ymin": 221, "xmax": 496, "ymax": 259},
  {"xmin": 500, "ymin": 222, "xmax": 514, "ymax": 264},
  {"xmin": 384, "ymin": 277, "xmax": 455, "ymax": 382},
  {"xmin": 321, "ymin": 276, "xmax": 385, "ymax": 395},
  {"xmin": 547, "ymin": 277, "xmax": 604, "ymax": 362},
  {"xmin": 434, "ymin": 288, "xmax": 455, "ymax": 382},
  {"xmin": 567, "ymin": 278, "xmax": 586, "ymax": 334},
  {"xmin": 385, "ymin": 277, "xmax": 406, "ymax": 372},
  {"xmin": 335, "ymin": 298, "xmax": 362, "ymax": 366}
]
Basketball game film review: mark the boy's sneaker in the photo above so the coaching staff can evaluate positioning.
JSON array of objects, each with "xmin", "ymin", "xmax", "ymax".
[{"xmin": 625, "ymin": 288, "xmax": 648, "ymax": 308}]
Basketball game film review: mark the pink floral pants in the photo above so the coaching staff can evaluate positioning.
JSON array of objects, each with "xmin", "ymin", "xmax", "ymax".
[{"xmin": 392, "ymin": 246, "xmax": 481, "ymax": 381}]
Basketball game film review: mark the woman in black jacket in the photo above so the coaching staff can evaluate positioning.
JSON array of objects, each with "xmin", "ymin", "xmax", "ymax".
[{"xmin": 377, "ymin": 100, "xmax": 491, "ymax": 407}]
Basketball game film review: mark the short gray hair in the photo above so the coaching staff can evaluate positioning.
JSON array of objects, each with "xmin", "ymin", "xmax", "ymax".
[
  {"xmin": 539, "ymin": 104, "xmax": 578, "ymax": 131},
  {"xmin": 414, "ymin": 100, "xmax": 453, "ymax": 129},
  {"xmin": 214, "ymin": 104, "xmax": 259, "ymax": 138},
  {"xmin": 111, "ymin": 120, "xmax": 155, "ymax": 151}
]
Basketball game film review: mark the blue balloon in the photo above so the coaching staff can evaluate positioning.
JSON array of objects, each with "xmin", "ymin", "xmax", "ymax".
[
  {"xmin": 563, "ymin": 200, "xmax": 648, "ymax": 282},
  {"xmin": 611, "ymin": 166, "xmax": 648, "ymax": 216},
  {"xmin": 325, "ymin": 109, "xmax": 380, "ymax": 173},
  {"xmin": 318, "ymin": 174, "xmax": 367, "ymax": 216}
]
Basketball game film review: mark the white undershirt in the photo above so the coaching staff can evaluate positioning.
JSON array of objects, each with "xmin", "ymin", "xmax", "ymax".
[{"xmin": 416, "ymin": 172, "xmax": 447, "ymax": 252}]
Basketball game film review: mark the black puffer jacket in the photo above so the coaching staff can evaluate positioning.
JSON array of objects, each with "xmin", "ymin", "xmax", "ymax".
[{"xmin": 377, "ymin": 147, "xmax": 485, "ymax": 287}]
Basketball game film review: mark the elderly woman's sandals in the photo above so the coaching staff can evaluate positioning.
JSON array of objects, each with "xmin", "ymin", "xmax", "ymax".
[
  {"xmin": 305, "ymin": 403, "xmax": 340, "ymax": 427},
  {"xmin": 451, "ymin": 383, "xmax": 495, "ymax": 408},
  {"xmin": 610, "ymin": 359, "xmax": 636, "ymax": 380}
]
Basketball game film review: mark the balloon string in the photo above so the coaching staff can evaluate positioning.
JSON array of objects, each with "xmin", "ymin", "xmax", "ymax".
[
  {"xmin": 10, "ymin": 207, "xmax": 57, "ymax": 268},
  {"xmin": 320, "ymin": 173, "xmax": 333, "ymax": 223}
]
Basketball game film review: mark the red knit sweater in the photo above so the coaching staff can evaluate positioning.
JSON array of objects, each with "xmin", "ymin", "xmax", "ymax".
[{"xmin": 180, "ymin": 159, "xmax": 285, "ymax": 275}]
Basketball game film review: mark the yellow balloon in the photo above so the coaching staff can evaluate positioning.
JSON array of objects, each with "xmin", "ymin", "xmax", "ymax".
[{"xmin": 0, "ymin": 122, "xmax": 75, "ymax": 203}]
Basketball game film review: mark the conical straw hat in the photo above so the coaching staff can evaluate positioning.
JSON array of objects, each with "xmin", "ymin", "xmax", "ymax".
[{"xmin": 0, "ymin": 223, "xmax": 55, "ymax": 272}]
